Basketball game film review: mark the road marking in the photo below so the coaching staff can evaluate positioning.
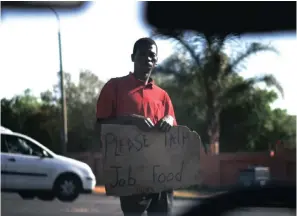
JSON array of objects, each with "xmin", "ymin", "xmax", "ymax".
[{"xmin": 64, "ymin": 208, "xmax": 101, "ymax": 213}]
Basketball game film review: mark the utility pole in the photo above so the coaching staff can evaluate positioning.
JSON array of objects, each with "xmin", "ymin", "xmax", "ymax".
[{"xmin": 50, "ymin": 7, "xmax": 68, "ymax": 155}]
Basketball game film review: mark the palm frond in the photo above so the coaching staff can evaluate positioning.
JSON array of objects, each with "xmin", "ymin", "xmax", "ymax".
[
  {"xmin": 152, "ymin": 30, "xmax": 203, "ymax": 69},
  {"xmin": 220, "ymin": 74, "xmax": 284, "ymax": 105},
  {"xmin": 156, "ymin": 65, "xmax": 196, "ymax": 87},
  {"xmin": 224, "ymin": 42, "xmax": 279, "ymax": 76},
  {"xmin": 213, "ymin": 34, "xmax": 241, "ymax": 53},
  {"xmin": 174, "ymin": 35, "xmax": 202, "ymax": 69},
  {"xmin": 260, "ymin": 74, "xmax": 284, "ymax": 98}
]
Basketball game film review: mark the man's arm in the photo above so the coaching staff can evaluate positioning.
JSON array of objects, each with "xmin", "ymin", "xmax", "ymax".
[
  {"xmin": 96, "ymin": 79, "xmax": 135, "ymax": 125},
  {"xmin": 95, "ymin": 80, "xmax": 139, "ymax": 152},
  {"xmin": 164, "ymin": 92, "xmax": 178, "ymax": 126},
  {"xmin": 155, "ymin": 92, "xmax": 177, "ymax": 132},
  {"xmin": 96, "ymin": 79, "xmax": 115, "ymax": 120},
  {"xmin": 94, "ymin": 79, "xmax": 115, "ymax": 151}
]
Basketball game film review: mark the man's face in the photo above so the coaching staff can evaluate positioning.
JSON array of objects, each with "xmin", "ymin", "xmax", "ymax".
[{"xmin": 133, "ymin": 43, "xmax": 158, "ymax": 78}]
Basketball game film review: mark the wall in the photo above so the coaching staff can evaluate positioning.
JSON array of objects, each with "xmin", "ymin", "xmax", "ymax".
[
  {"xmin": 199, "ymin": 144, "xmax": 296, "ymax": 187},
  {"xmin": 68, "ymin": 144, "xmax": 296, "ymax": 187}
]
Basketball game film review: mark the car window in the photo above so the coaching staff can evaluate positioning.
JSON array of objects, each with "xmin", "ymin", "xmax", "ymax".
[
  {"xmin": 1, "ymin": 134, "xmax": 8, "ymax": 153},
  {"xmin": 4, "ymin": 134, "xmax": 45, "ymax": 156},
  {"xmin": 17, "ymin": 135, "xmax": 46, "ymax": 157},
  {"xmin": 23, "ymin": 137, "xmax": 46, "ymax": 156},
  {"xmin": 5, "ymin": 134, "xmax": 32, "ymax": 155}
]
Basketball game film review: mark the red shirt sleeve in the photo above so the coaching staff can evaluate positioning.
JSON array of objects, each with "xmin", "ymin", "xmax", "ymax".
[
  {"xmin": 96, "ymin": 79, "xmax": 116, "ymax": 119},
  {"xmin": 164, "ymin": 92, "xmax": 178, "ymax": 126}
]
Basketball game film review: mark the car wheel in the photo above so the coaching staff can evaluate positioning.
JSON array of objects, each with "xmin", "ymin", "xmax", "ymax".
[
  {"xmin": 53, "ymin": 173, "xmax": 82, "ymax": 202},
  {"xmin": 19, "ymin": 191, "xmax": 35, "ymax": 200},
  {"xmin": 37, "ymin": 192, "xmax": 55, "ymax": 201}
]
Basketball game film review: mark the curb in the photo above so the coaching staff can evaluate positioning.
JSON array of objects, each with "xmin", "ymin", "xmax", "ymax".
[{"xmin": 93, "ymin": 186, "xmax": 213, "ymax": 199}]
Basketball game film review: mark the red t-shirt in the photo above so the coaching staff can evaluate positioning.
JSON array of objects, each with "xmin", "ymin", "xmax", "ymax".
[{"xmin": 96, "ymin": 72, "xmax": 177, "ymax": 125}]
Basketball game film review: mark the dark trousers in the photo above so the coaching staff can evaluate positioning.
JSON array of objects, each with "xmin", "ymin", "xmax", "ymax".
[{"xmin": 120, "ymin": 191, "xmax": 173, "ymax": 216}]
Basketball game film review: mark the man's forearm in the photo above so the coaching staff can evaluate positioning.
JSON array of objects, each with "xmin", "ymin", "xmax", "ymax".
[{"xmin": 96, "ymin": 115, "xmax": 137, "ymax": 125}]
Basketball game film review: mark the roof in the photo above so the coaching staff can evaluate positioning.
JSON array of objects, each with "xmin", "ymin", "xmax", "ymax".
[{"xmin": 0, "ymin": 126, "xmax": 13, "ymax": 134}]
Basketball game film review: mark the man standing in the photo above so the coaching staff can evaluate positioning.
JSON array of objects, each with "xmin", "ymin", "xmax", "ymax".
[{"xmin": 96, "ymin": 38, "xmax": 177, "ymax": 216}]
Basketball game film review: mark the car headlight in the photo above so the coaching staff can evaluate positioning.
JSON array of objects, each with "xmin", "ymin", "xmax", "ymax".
[{"xmin": 86, "ymin": 176, "xmax": 94, "ymax": 181}]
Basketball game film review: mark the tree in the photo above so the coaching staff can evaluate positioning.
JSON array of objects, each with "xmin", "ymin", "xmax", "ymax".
[
  {"xmin": 219, "ymin": 89, "xmax": 279, "ymax": 152},
  {"xmin": 59, "ymin": 70, "xmax": 104, "ymax": 152},
  {"xmin": 1, "ymin": 89, "xmax": 39, "ymax": 130},
  {"xmin": 1, "ymin": 89, "xmax": 61, "ymax": 152},
  {"xmin": 1, "ymin": 70, "xmax": 105, "ymax": 153},
  {"xmin": 154, "ymin": 57, "xmax": 294, "ymax": 152},
  {"xmin": 262, "ymin": 110, "xmax": 296, "ymax": 150},
  {"xmin": 153, "ymin": 31, "xmax": 284, "ymax": 153},
  {"xmin": 49, "ymin": 70, "xmax": 105, "ymax": 152}
]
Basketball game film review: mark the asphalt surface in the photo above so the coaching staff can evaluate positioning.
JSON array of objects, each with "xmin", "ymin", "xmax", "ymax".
[
  {"xmin": 1, "ymin": 193, "xmax": 198, "ymax": 216},
  {"xmin": 2, "ymin": 193, "xmax": 295, "ymax": 216}
]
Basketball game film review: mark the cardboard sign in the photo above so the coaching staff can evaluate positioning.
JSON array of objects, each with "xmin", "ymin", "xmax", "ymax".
[{"xmin": 100, "ymin": 125, "xmax": 201, "ymax": 196}]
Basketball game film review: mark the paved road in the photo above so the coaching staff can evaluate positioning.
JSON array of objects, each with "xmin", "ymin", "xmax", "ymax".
[
  {"xmin": 1, "ymin": 193, "xmax": 198, "ymax": 216},
  {"xmin": 3, "ymin": 193, "xmax": 294, "ymax": 216}
]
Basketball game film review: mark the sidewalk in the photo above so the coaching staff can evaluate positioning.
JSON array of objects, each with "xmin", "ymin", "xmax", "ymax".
[{"xmin": 93, "ymin": 186, "xmax": 215, "ymax": 199}]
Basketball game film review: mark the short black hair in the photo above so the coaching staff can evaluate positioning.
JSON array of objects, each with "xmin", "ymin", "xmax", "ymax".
[{"xmin": 132, "ymin": 37, "xmax": 158, "ymax": 56}]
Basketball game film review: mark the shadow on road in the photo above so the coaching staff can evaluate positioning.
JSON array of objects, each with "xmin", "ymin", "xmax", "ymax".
[{"xmin": 1, "ymin": 193, "xmax": 198, "ymax": 216}]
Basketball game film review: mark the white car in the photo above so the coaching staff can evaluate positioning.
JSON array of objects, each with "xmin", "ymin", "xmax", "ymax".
[{"xmin": 1, "ymin": 126, "xmax": 96, "ymax": 202}]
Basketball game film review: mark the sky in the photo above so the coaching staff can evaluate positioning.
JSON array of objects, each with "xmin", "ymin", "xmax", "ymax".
[{"xmin": 1, "ymin": 1, "xmax": 296, "ymax": 115}]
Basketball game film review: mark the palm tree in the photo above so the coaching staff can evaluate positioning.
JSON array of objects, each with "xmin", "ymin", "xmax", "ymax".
[{"xmin": 153, "ymin": 31, "xmax": 284, "ymax": 154}]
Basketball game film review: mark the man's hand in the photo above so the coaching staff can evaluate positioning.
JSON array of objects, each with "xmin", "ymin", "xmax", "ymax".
[
  {"xmin": 156, "ymin": 115, "xmax": 174, "ymax": 132},
  {"xmin": 129, "ymin": 114, "xmax": 154, "ymax": 132},
  {"xmin": 96, "ymin": 114, "xmax": 154, "ymax": 131}
]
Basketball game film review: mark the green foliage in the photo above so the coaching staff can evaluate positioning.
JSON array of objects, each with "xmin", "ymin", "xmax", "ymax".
[
  {"xmin": 1, "ymin": 70, "xmax": 104, "ymax": 153},
  {"xmin": 153, "ymin": 31, "xmax": 294, "ymax": 152}
]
